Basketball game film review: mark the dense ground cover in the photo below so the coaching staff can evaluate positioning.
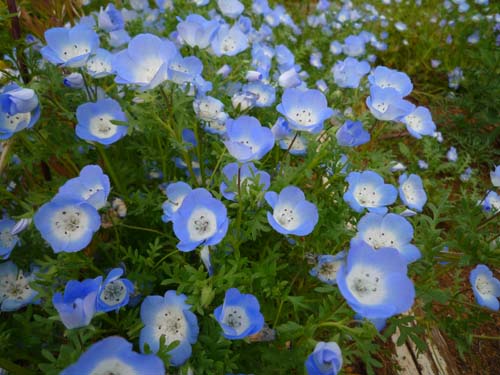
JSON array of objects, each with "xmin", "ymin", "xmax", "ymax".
[{"xmin": 0, "ymin": 0, "xmax": 499, "ymax": 374}]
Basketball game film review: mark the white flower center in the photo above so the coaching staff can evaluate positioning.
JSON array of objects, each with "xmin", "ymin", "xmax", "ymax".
[
  {"xmin": 90, "ymin": 358, "xmax": 137, "ymax": 375},
  {"xmin": 61, "ymin": 43, "xmax": 90, "ymax": 61},
  {"xmin": 87, "ymin": 56, "xmax": 112, "ymax": 75},
  {"xmin": 363, "ymin": 229, "xmax": 398, "ymax": 249},
  {"xmin": 51, "ymin": 206, "xmax": 90, "ymax": 240},
  {"xmin": 2, "ymin": 112, "xmax": 31, "ymax": 131},
  {"xmin": 197, "ymin": 100, "xmax": 223, "ymax": 121},
  {"xmin": 318, "ymin": 260, "xmax": 343, "ymax": 282},
  {"xmin": 405, "ymin": 114, "xmax": 423, "ymax": 131},
  {"xmin": 475, "ymin": 275, "xmax": 494, "ymax": 295},
  {"xmin": 221, "ymin": 305, "xmax": 250, "ymax": 335},
  {"xmin": 0, "ymin": 229, "xmax": 16, "ymax": 248},
  {"xmin": 273, "ymin": 206, "xmax": 299, "ymax": 230},
  {"xmin": 100, "ymin": 280, "xmax": 127, "ymax": 306},
  {"xmin": 89, "ymin": 115, "xmax": 119, "ymax": 138},
  {"xmin": 292, "ymin": 109, "xmax": 316, "ymax": 126},
  {"xmin": 222, "ymin": 36, "xmax": 236, "ymax": 52},
  {"xmin": 154, "ymin": 308, "xmax": 187, "ymax": 346},
  {"xmin": 373, "ymin": 101, "xmax": 388, "ymax": 113},
  {"xmin": 346, "ymin": 265, "xmax": 385, "ymax": 305},
  {"xmin": 401, "ymin": 181, "xmax": 417, "ymax": 203},
  {"xmin": 170, "ymin": 62, "xmax": 189, "ymax": 74},
  {"xmin": 138, "ymin": 57, "xmax": 163, "ymax": 82},
  {"xmin": 354, "ymin": 185, "xmax": 379, "ymax": 206},
  {"xmin": 188, "ymin": 208, "xmax": 217, "ymax": 241},
  {"xmin": 0, "ymin": 272, "xmax": 32, "ymax": 302}
]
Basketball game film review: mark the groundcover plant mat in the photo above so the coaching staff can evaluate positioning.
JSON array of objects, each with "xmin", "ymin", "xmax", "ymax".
[{"xmin": 0, "ymin": 0, "xmax": 499, "ymax": 374}]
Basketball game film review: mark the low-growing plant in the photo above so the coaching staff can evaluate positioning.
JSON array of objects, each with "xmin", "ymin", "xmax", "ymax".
[{"xmin": 0, "ymin": 0, "xmax": 498, "ymax": 374}]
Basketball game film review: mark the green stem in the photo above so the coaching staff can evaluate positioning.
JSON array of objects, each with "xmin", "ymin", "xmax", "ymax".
[
  {"xmin": 207, "ymin": 148, "xmax": 227, "ymax": 187},
  {"xmin": 79, "ymin": 68, "xmax": 95, "ymax": 101},
  {"xmin": 193, "ymin": 121, "xmax": 206, "ymax": 185},
  {"xmin": 119, "ymin": 223, "xmax": 164, "ymax": 236},
  {"xmin": 478, "ymin": 211, "xmax": 499, "ymax": 230},
  {"xmin": 96, "ymin": 144, "xmax": 124, "ymax": 194},
  {"xmin": 316, "ymin": 320, "xmax": 358, "ymax": 334},
  {"xmin": 153, "ymin": 250, "xmax": 178, "ymax": 270},
  {"xmin": 0, "ymin": 138, "xmax": 15, "ymax": 176},
  {"xmin": 472, "ymin": 334, "xmax": 500, "ymax": 340}
]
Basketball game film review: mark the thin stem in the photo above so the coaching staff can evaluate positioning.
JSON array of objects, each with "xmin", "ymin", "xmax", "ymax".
[
  {"xmin": 472, "ymin": 335, "xmax": 500, "ymax": 340},
  {"xmin": 79, "ymin": 68, "xmax": 95, "ymax": 101},
  {"xmin": 0, "ymin": 138, "xmax": 15, "ymax": 177},
  {"xmin": 276, "ymin": 132, "xmax": 299, "ymax": 177},
  {"xmin": 118, "ymin": 223, "xmax": 165, "ymax": 236},
  {"xmin": 96, "ymin": 144, "xmax": 124, "ymax": 194},
  {"xmin": 207, "ymin": 149, "xmax": 227, "ymax": 187},
  {"xmin": 478, "ymin": 211, "xmax": 499, "ymax": 230},
  {"xmin": 153, "ymin": 250, "xmax": 178, "ymax": 270},
  {"xmin": 193, "ymin": 122, "xmax": 206, "ymax": 185}
]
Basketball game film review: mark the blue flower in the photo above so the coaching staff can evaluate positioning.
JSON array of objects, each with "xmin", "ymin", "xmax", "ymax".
[
  {"xmin": 177, "ymin": 14, "xmax": 219, "ymax": 49},
  {"xmin": 52, "ymin": 276, "xmax": 102, "ymax": 329},
  {"xmin": 140, "ymin": 290, "xmax": 199, "ymax": 366},
  {"xmin": 0, "ymin": 83, "xmax": 40, "ymax": 139},
  {"xmin": 34, "ymin": 197, "xmax": 101, "ymax": 253},
  {"xmin": 0, "ymin": 261, "xmax": 38, "ymax": 311},
  {"xmin": 309, "ymin": 252, "xmax": 346, "ymax": 285},
  {"xmin": 329, "ymin": 40, "xmax": 343, "ymax": 55},
  {"xmin": 56, "ymin": 165, "xmax": 111, "ymax": 210},
  {"xmin": 265, "ymin": 186, "xmax": 319, "ymax": 236},
  {"xmin": 224, "ymin": 116, "xmax": 275, "ymax": 162},
  {"xmin": 398, "ymin": 173, "xmax": 427, "ymax": 212},
  {"xmin": 61, "ymin": 336, "xmax": 165, "ymax": 375},
  {"xmin": 343, "ymin": 35, "xmax": 365, "ymax": 57},
  {"xmin": 446, "ymin": 146, "xmax": 457, "ymax": 162},
  {"xmin": 337, "ymin": 239, "xmax": 415, "ymax": 319},
  {"xmin": 214, "ymin": 288, "xmax": 264, "ymax": 340},
  {"xmin": 193, "ymin": 95, "xmax": 228, "ymax": 135},
  {"xmin": 112, "ymin": 33, "xmax": 178, "ymax": 90},
  {"xmin": 354, "ymin": 212, "xmax": 421, "ymax": 263},
  {"xmin": 242, "ymin": 81, "xmax": 276, "ymax": 108},
  {"xmin": 491, "ymin": 165, "xmax": 500, "ymax": 187},
  {"xmin": 277, "ymin": 88, "xmax": 335, "ymax": 133},
  {"xmin": 96, "ymin": 268, "xmax": 134, "ymax": 313},
  {"xmin": 305, "ymin": 341, "xmax": 342, "ymax": 375},
  {"xmin": 200, "ymin": 246, "xmax": 214, "ymax": 276},
  {"xmin": 0, "ymin": 219, "xmax": 20, "ymax": 259},
  {"xmin": 1, "ymin": 83, "xmax": 39, "ymax": 114},
  {"xmin": 217, "ymin": 0, "xmax": 245, "ymax": 19},
  {"xmin": 172, "ymin": 188, "xmax": 229, "ymax": 251},
  {"xmin": 63, "ymin": 73, "xmax": 84, "ymax": 89},
  {"xmin": 368, "ymin": 66, "xmax": 413, "ymax": 97},
  {"xmin": 75, "ymin": 98, "xmax": 128, "ymax": 145},
  {"xmin": 366, "ymin": 86, "xmax": 413, "ymax": 122},
  {"xmin": 41, "ymin": 24, "xmax": 99, "ymax": 67},
  {"xmin": 86, "ymin": 48, "xmax": 113, "ymax": 78},
  {"xmin": 332, "ymin": 57, "xmax": 370, "ymax": 89},
  {"xmin": 480, "ymin": 191, "xmax": 500, "ymax": 212},
  {"xmin": 211, "ymin": 24, "xmax": 249, "ymax": 56},
  {"xmin": 168, "ymin": 55, "xmax": 203, "ymax": 85},
  {"xmin": 343, "ymin": 171, "xmax": 397, "ymax": 215},
  {"xmin": 162, "ymin": 181, "xmax": 193, "ymax": 223},
  {"xmin": 336, "ymin": 120, "xmax": 370, "ymax": 147},
  {"xmin": 401, "ymin": 106, "xmax": 436, "ymax": 139},
  {"xmin": 98, "ymin": 4, "xmax": 125, "ymax": 32},
  {"xmin": 470, "ymin": 265, "xmax": 500, "ymax": 311},
  {"xmin": 220, "ymin": 162, "xmax": 271, "ymax": 201}
]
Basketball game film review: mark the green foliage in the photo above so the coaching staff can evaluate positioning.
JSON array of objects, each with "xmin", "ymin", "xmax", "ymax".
[{"xmin": 0, "ymin": 0, "xmax": 499, "ymax": 374}]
